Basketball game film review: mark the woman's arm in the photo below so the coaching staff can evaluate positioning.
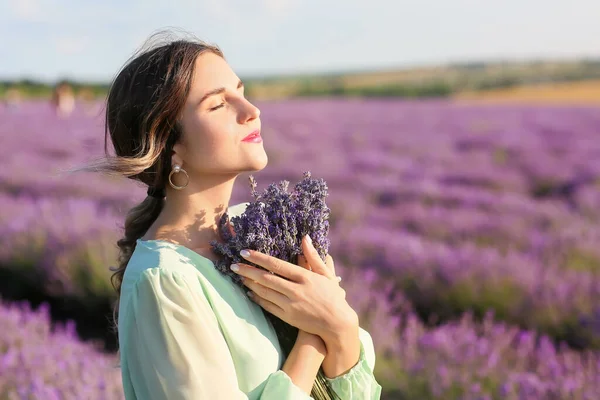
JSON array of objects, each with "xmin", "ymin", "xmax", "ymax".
[
  {"xmin": 122, "ymin": 267, "xmax": 318, "ymax": 399},
  {"xmin": 282, "ymin": 330, "xmax": 326, "ymax": 395},
  {"xmin": 322, "ymin": 326, "xmax": 383, "ymax": 399},
  {"xmin": 321, "ymin": 318, "xmax": 361, "ymax": 378}
]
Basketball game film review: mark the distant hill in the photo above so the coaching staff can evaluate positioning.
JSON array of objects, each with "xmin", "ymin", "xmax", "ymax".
[
  {"xmin": 2, "ymin": 58, "xmax": 600, "ymax": 100},
  {"xmin": 453, "ymin": 79, "xmax": 600, "ymax": 105},
  {"xmin": 242, "ymin": 58, "xmax": 600, "ymax": 99}
]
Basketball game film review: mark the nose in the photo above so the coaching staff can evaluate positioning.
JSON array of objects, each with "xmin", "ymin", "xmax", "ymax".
[{"xmin": 237, "ymin": 98, "xmax": 260, "ymax": 124}]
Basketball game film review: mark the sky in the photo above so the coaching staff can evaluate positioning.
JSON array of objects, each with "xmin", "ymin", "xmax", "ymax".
[{"xmin": 1, "ymin": 0, "xmax": 600, "ymax": 83}]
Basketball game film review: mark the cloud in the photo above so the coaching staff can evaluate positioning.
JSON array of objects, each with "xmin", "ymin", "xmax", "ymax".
[
  {"xmin": 261, "ymin": 0, "xmax": 299, "ymax": 18},
  {"xmin": 53, "ymin": 36, "xmax": 90, "ymax": 55},
  {"xmin": 187, "ymin": 0, "xmax": 298, "ymax": 21},
  {"xmin": 8, "ymin": 0, "xmax": 44, "ymax": 21}
]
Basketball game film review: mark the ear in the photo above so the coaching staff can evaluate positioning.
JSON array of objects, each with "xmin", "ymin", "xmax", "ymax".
[{"xmin": 171, "ymin": 142, "xmax": 186, "ymax": 168}]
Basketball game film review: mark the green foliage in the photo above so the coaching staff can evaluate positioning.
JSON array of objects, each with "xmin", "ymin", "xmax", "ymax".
[
  {"xmin": 474, "ymin": 75, "xmax": 521, "ymax": 90},
  {"xmin": 0, "ymin": 79, "xmax": 110, "ymax": 99},
  {"xmin": 295, "ymin": 80, "xmax": 453, "ymax": 98},
  {"xmin": 564, "ymin": 249, "xmax": 600, "ymax": 273},
  {"xmin": 491, "ymin": 148, "xmax": 510, "ymax": 165},
  {"xmin": 531, "ymin": 179, "xmax": 560, "ymax": 198}
]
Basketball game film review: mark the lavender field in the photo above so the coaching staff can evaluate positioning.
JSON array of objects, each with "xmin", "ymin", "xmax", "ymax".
[{"xmin": 1, "ymin": 98, "xmax": 600, "ymax": 399}]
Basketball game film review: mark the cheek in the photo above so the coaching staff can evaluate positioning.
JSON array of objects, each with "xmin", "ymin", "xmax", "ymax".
[
  {"xmin": 199, "ymin": 114, "xmax": 237, "ymax": 147},
  {"xmin": 180, "ymin": 110, "xmax": 238, "ymax": 158},
  {"xmin": 183, "ymin": 117, "xmax": 231, "ymax": 161},
  {"xmin": 183, "ymin": 112, "xmax": 214, "ymax": 143}
]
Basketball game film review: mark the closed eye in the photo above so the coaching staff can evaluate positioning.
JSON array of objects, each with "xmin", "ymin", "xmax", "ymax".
[
  {"xmin": 200, "ymin": 79, "xmax": 244, "ymax": 108},
  {"xmin": 210, "ymin": 102, "xmax": 225, "ymax": 111},
  {"xmin": 208, "ymin": 81, "xmax": 244, "ymax": 112}
]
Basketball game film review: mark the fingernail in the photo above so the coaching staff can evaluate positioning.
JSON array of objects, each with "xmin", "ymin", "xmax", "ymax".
[
  {"xmin": 230, "ymin": 264, "xmax": 240, "ymax": 272},
  {"xmin": 304, "ymin": 234, "xmax": 312, "ymax": 245},
  {"xmin": 240, "ymin": 249, "xmax": 251, "ymax": 258},
  {"xmin": 247, "ymin": 290, "xmax": 254, "ymax": 298}
]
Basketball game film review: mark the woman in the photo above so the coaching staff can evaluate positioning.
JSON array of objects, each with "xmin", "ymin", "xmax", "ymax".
[
  {"xmin": 50, "ymin": 80, "xmax": 75, "ymax": 118},
  {"xmin": 94, "ymin": 31, "xmax": 382, "ymax": 399}
]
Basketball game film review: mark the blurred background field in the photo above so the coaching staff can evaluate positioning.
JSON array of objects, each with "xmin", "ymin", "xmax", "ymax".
[
  {"xmin": 3, "ymin": 94, "xmax": 600, "ymax": 399},
  {"xmin": 2, "ymin": 1, "xmax": 600, "ymax": 399}
]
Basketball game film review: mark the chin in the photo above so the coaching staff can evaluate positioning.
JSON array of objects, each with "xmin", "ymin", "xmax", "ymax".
[
  {"xmin": 237, "ymin": 150, "xmax": 268, "ymax": 173},
  {"xmin": 252, "ymin": 152, "xmax": 269, "ymax": 170}
]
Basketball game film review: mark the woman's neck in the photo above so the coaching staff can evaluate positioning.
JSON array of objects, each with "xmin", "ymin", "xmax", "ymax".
[{"xmin": 144, "ymin": 175, "xmax": 238, "ymax": 249}]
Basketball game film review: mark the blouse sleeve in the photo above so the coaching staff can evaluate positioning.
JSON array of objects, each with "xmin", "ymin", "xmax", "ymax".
[
  {"xmin": 124, "ymin": 268, "xmax": 312, "ymax": 400},
  {"xmin": 323, "ymin": 327, "xmax": 383, "ymax": 399}
]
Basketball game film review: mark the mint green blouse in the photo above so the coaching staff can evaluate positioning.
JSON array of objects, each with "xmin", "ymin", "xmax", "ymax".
[{"xmin": 117, "ymin": 202, "xmax": 382, "ymax": 399}]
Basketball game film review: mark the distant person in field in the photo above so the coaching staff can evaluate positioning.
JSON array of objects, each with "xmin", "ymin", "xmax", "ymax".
[
  {"xmin": 82, "ymin": 30, "xmax": 381, "ymax": 400},
  {"xmin": 51, "ymin": 81, "xmax": 75, "ymax": 118}
]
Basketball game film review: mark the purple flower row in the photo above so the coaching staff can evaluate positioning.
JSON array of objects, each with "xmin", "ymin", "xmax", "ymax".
[
  {"xmin": 341, "ymin": 266, "xmax": 600, "ymax": 399},
  {"xmin": 334, "ymin": 223, "xmax": 600, "ymax": 347},
  {"xmin": 0, "ymin": 193, "xmax": 119, "ymax": 298},
  {"xmin": 0, "ymin": 296, "xmax": 124, "ymax": 400}
]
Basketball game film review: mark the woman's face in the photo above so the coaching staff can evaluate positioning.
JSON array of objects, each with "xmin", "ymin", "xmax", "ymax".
[{"xmin": 174, "ymin": 51, "xmax": 267, "ymax": 179}]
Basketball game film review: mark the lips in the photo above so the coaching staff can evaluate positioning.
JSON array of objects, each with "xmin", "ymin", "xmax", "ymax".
[{"xmin": 242, "ymin": 129, "xmax": 261, "ymax": 141}]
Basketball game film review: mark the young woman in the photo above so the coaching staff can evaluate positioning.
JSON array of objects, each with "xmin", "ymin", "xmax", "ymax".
[{"xmin": 93, "ymin": 31, "xmax": 382, "ymax": 399}]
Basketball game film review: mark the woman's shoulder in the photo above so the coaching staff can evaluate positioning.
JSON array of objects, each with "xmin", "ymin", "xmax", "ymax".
[
  {"xmin": 122, "ymin": 201, "xmax": 250, "ymax": 291},
  {"xmin": 123, "ymin": 239, "xmax": 199, "ymax": 286}
]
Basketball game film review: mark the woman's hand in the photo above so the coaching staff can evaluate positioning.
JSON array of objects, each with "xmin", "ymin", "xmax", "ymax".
[
  {"xmin": 297, "ymin": 248, "xmax": 341, "ymax": 286},
  {"xmin": 295, "ymin": 242, "xmax": 329, "ymax": 358},
  {"xmin": 299, "ymin": 248, "xmax": 361, "ymax": 378},
  {"xmin": 230, "ymin": 235, "xmax": 356, "ymax": 344}
]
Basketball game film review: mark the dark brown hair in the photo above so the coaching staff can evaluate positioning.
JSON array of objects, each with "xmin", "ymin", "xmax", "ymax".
[
  {"xmin": 77, "ymin": 30, "xmax": 223, "ymax": 327},
  {"xmin": 79, "ymin": 29, "xmax": 338, "ymax": 400}
]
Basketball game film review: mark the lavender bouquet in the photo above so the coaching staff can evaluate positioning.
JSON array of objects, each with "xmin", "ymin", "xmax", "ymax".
[
  {"xmin": 210, "ymin": 171, "xmax": 340, "ymax": 400},
  {"xmin": 210, "ymin": 171, "xmax": 331, "ymax": 286}
]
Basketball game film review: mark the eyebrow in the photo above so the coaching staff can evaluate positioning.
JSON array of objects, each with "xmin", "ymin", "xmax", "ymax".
[{"xmin": 198, "ymin": 79, "xmax": 244, "ymax": 105}]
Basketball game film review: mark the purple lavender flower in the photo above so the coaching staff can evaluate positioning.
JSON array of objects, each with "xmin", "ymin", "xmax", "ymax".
[{"xmin": 210, "ymin": 171, "xmax": 331, "ymax": 288}]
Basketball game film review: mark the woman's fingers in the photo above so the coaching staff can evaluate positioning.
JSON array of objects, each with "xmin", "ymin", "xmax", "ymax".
[
  {"xmin": 298, "ymin": 237, "xmax": 341, "ymax": 283},
  {"xmin": 232, "ymin": 236, "xmax": 342, "ymax": 308},
  {"xmin": 326, "ymin": 255, "xmax": 342, "ymax": 283},
  {"xmin": 233, "ymin": 241, "xmax": 353, "ymax": 338},
  {"xmin": 242, "ymin": 277, "xmax": 290, "ymax": 306},
  {"xmin": 245, "ymin": 289, "xmax": 285, "ymax": 319},
  {"xmin": 324, "ymin": 254, "xmax": 336, "ymax": 276},
  {"xmin": 301, "ymin": 235, "xmax": 335, "ymax": 279},
  {"xmin": 231, "ymin": 262, "xmax": 297, "ymax": 298},
  {"xmin": 297, "ymin": 252, "xmax": 312, "ymax": 271},
  {"xmin": 239, "ymin": 249, "xmax": 307, "ymax": 283}
]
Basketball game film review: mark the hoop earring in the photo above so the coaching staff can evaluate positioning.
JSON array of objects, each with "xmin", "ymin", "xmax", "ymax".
[{"xmin": 168, "ymin": 165, "xmax": 189, "ymax": 190}]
